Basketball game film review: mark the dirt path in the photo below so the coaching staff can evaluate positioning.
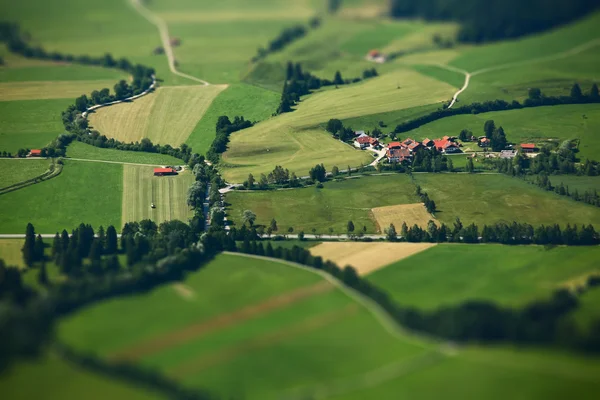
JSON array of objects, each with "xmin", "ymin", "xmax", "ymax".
[
  {"xmin": 128, "ymin": 0, "xmax": 210, "ymax": 85},
  {"xmin": 172, "ymin": 283, "xmax": 195, "ymax": 300},
  {"xmin": 169, "ymin": 304, "xmax": 359, "ymax": 377},
  {"xmin": 108, "ymin": 281, "xmax": 333, "ymax": 362}
]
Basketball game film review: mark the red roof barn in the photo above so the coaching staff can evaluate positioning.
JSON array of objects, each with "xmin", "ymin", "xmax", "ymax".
[
  {"xmin": 154, "ymin": 167, "xmax": 177, "ymax": 176},
  {"xmin": 520, "ymin": 143, "xmax": 537, "ymax": 152},
  {"xmin": 28, "ymin": 149, "xmax": 42, "ymax": 157}
]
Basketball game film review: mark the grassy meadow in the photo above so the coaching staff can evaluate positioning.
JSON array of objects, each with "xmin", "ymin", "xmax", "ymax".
[
  {"xmin": 88, "ymin": 85, "xmax": 227, "ymax": 146},
  {"xmin": 369, "ymin": 244, "xmax": 600, "ymax": 309},
  {"xmin": 121, "ymin": 165, "xmax": 194, "ymax": 226},
  {"xmin": 226, "ymin": 174, "xmax": 420, "ymax": 233},
  {"xmin": 0, "ymin": 158, "xmax": 50, "ymax": 188},
  {"xmin": 58, "ymin": 253, "xmax": 428, "ymax": 399},
  {"xmin": 0, "ymin": 80, "xmax": 127, "ymax": 101},
  {"xmin": 0, "ymin": 160, "xmax": 122, "ymax": 233},
  {"xmin": 413, "ymin": 173, "xmax": 600, "ymax": 227},
  {"xmin": 66, "ymin": 141, "xmax": 183, "ymax": 165}
]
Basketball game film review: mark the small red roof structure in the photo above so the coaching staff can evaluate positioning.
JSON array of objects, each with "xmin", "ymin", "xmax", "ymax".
[
  {"xmin": 422, "ymin": 138, "xmax": 434, "ymax": 147},
  {"xmin": 433, "ymin": 139, "xmax": 459, "ymax": 152},
  {"xmin": 388, "ymin": 141, "xmax": 402, "ymax": 149},
  {"xmin": 154, "ymin": 167, "xmax": 176, "ymax": 176},
  {"xmin": 356, "ymin": 135, "xmax": 372, "ymax": 145},
  {"xmin": 368, "ymin": 49, "xmax": 380, "ymax": 57},
  {"xmin": 387, "ymin": 148, "xmax": 411, "ymax": 161},
  {"xmin": 29, "ymin": 149, "xmax": 41, "ymax": 156},
  {"xmin": 368, "ymin": 137, "xmax": 379, "ymax": 145},
  {"xmin": 520, "ymin": 143, "xmax": 536, "ymax": 149}
]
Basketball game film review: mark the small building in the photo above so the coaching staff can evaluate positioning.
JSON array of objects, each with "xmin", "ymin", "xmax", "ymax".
[
  {"xmin": 422, "ymin": 138, "xmax": 434, "ymax": 147},
  {"xmin": 388, "ymin": 141, "xmax": 402, "ymax": 150},
  {"xmin": 354, "ymin": 130, "xmax": 366, "ymax": 137},
  {"xmin": 478, "ymin": 137, "xmax": 491, "ymax": 148},
  {"xmin": 28, "ymin": 149, "xmax": 42, "ymax": 157},
  {"xmin": 387, "ymin": 148, "xmax": 411, "ymax": 163},
  {"xmin": 500, "ymin": 150, "xmax": 517, "ymax": 159},
  {"xmin": 354, "ymin": 134, "xmax": 373, "ymax": 149},
  {"xmin": 366, "ymin": 49, "xmax": 387, "ymax": 63},
  {"xmin": 520, "ymin": 143, "xmax": 538, "ymax": 153},
  {"xmin": 434, "ymin": 139, "xmax": 461, "ymax": 154},
  {"xmin": 154, "ymin": 167, "xmax": 177, "ymax": 176}
]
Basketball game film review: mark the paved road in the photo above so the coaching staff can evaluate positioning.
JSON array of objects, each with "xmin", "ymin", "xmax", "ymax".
[
  {"xmin": 81, "ymin": 75, "xmax": 157, "ymax": 118},
  {"xmin": 129, "ymin": 0, "xmax": 209, "ymax": 85}
]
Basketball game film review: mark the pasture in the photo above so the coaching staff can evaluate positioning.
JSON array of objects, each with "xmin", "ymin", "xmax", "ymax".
[
  {"xmin": 89, "ymin": 85, "xmax": 227, "ymax": 147},
  {"xmin": 0, "ymin": 64, "xmax": 127, "ymax": 82},
  {"xmin": 225, "ymin": 174, "xmax": 420, "ymax": 234},
  {"xmin": 0, "ymin": 98, "xmax": 72, "ymax": 153},
  {"xmin": 0, "ymin": 158, "xmax": 50, "ymax": 188},
  {"xmin": 121, "ymin": 165, "xmax": 194, "ymax": 226},
  {"xmin": 371, "ymin": 203, "xmax": 433, "ymax": 231},
  {"xmin": 552, "ymin": 175, "xmax": 600, "ymax": 193},
  {"xmin": 401, "ymin": 104, "xmax": 600, "ymax": 161},
  {"xmin": 185, "ymin": 83, "xmax": 280, "ymax": 155},
  {"xmin": 0, "ymin": 160, "xmax": 122, "ymax": 233},
  {"xmin": 58, "ymin": 253, "xmax": 428, "ymax": 399},
  {"xmin": 0, "ymin": 80, "xmax": 127, "ymax": 101},
  {"xmin": 67, "ymin": 141, "xmax": 182, "ymax": 165},
  {"xmin": 368, "ymin": 244, "xmax": 600, "ymax": 309},
  {"xmin": 0, "ymin": 352, "xmax": 162, "ymax": 400},
  {"xmin": 413, "ymin": 173, "xmax": 600, "ymax": 227},
  {"xmin": 222, "ymin": 69, "xmax": 455, "ymax": 182},
  {"xmin": 310, "ymin": 242, "xmax": 437, "ymax": 276}
]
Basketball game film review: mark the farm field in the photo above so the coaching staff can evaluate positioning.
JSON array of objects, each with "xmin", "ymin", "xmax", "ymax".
[
  {"xmin": 0, "ymin": 239, "xmax": 24, "ymax": 267},
  {"xmin": 88, "ymin": 85, "xmax": 227, "ymax": 147},
  {"xmin": 225, "ymin": 174, "xmax": 420, "ymax": 234},
  {"xmin": 0, "ymin": 80, "xmax": 127, "ymax": 101},
  {"xmin": 371, "ymin": 203, "xmax": 433, "ymax": 231},
  {"xmin": 368, "ymin": 244, "xmax": 600, "ymax": 309},
  {"xmin": 0, "ymin": 63, "xmax": 128, "ymax": 83},
  {"xmin": 121, "ymin": 165, "xmax": 194, "ymax": 226},
  {"xmin": 0, "ymin": 98, "xmax": 73, "ymax": 153},
  {"xmin": 66, "ymin": 141, "xmax": 183, "ymax": 165},
  {"xmin": 58, "ymin": 253, "xmax": 429, "ymax": 399},
  {"xmin": 413, "ymin": 173, "xmax": 600, "ymax": 227},
  {"xmin": 185, "ymin": 83, "xmax": 280, "ymax": 155},
  {"xmin": 222, "ymin": 69, "xmax": 455, "ymax": 181},
  {"xmin": 310, "ymin": 242, "xmax": 436, "ymax": 276},
  {"xmin": 405, "ymin": 104, "xmax": 600, "ymax": 161},
  {"xmin": 0, "ymin": 160, "xmax": 122, "ymax": 233},
  {"xmin": 0, "ymin": 158, "xmax": 50, "ymax": 188},
  {"xmin": 0, "ymin": 352, "xmax": 163, "ymax": 400},
  {"xmin": 549, "ymin": 175, "xmax": 600, "ymax": 193}
]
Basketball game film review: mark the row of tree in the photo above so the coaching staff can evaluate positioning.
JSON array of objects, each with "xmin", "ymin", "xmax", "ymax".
[
  {"xmin": 394, "ymin": 84, "xmax": 600, "ymax": 134},
  {"xmin": 205, "ymin": 116, "xmax": 253, "ymax": 164},
  {"xmin": 252, "ymin": 18, "xmax": 321, "ymax": 62},
  {"xmin": 533, "ymin": 174, "xmax": 600, "ymax": 208},
  {"xmin": 389, "ymin": 0, "xmax": 600, "ymax": 43}
]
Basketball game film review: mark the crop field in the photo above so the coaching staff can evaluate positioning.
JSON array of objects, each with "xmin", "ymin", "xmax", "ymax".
[
  {"xmin": 122, "ymin": 165, "xmax": 194, "ymax": 226},
  {"xmin": 58, "ymin": 253, "xmax": 428, "ymax": 399},
  {"xmin": 310, "ymin": 242, "xmax": 437, "ymax": 276},
  {"xmin": 0, "ymin": 64, "xmax": 128, "ymax": 83},
  {"xmin": 0, "ymin": 239, "xmax": 24, "ymax": 267},
  {"xmin": 225, "ymin": 174, "xmax": 420, "ymax": 233},
  {"xmin": 368, "ymin": 244, "xmax": 600, "ymax": 309},
  {"xmin": 0, "ymin": 159, "xmax": 50, "ymax": 188},
  {"xmin": 185, "ymin": 83, "xmax": 280, "ymax": 155},
  {"xmin": 371, "ymin": 203, "xmax": 433, "ymax": 231},
  {"xmin": 89, "ymin": 85, "xmax": 227, "ymax": 146},
  {"xmin": 0, "ymin": 80, "xmax": 127, "ymax": 101},
  {"xmin": 0, "ymin": 352, "xmax": 162, "ymax": 400},
  {"xmin": 413, "ymin": 173, "xmax": 600, "ymax": 227},
  {"xmin": 222, "ymin": 69, "xmax": 455, "ymax": 181},
  {"xmin": 66, "ymin": 141, "xmax": 182, "ymax": 165},
  {"xmin": 0, "ymin": 98, "xmax": 73, "ymax": 153},
  {"xmin": 0, "ymin": 160, "xmax": 122, "ymax": 233}
]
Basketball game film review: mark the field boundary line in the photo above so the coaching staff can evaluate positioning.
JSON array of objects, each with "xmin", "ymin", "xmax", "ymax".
[
  {"xmin": 128, "ymin": 0, "xmax": 210, "ymax": 85},
  {"xmin": 0, "ymin": 161, "xmax": 63, "ymax": 196}
]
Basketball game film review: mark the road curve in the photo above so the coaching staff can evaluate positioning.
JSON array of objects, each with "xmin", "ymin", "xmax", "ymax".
[{"xmin": 128, "ymin": 0, "xmax": 210, "ymax": 86}]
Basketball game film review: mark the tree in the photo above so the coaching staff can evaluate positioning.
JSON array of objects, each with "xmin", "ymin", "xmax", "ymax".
[
  {"xmin": 328, "ymin": 0, "xmax": 341, "ymax": 13},
  {"xmin": 591, "ymin": 83, "xmax": 600, "ymax": 100},
  {"xmin": 347, "ymin": 221, "xmax": 355, "ymax": 235},
  {"xmin": 298, "ymin": 231, "xmax": 305, "ymax": 240},
  {"xmin": 75, "ymin": 95, "xmax": 89, "ymax": 112},
  {"xmin": 459, "ymin": 129, "xmax": 471, "ymax": 142},
  {"xmin": 38, "ymin": 262, "xmax": 48, "ymax": 286},
  {"xmin": 309, "ymin": 164, "xmax": 327, "ymax": 182},
  {"xmin": 270, "ymin": 218, "xmax": 278, "ymax": 233},
  {"xmin": 326, "ymin": 119, "xmax": 343, "ymax": 134},
  {"xmin": 528, "ymin": 87, "xmax": 542, "ymax": 100},
  {"xmin": 447, "ymin": 157, "xmax": 454, "ymax": 172},
  {"xmin": 105, "ymin": 226, "xmax": 118, "ymax": 254},
  {"xmin": 242, "ymin": 210, "xmax": 257, "ymax": 227},
  {"xmin": 483, "ymin": 120, "xmax": 495, "ymax": 138},
  {"xmin": 288, "ymin": 227, "xmax": 294, "ymax": 237},
  {"xmin": 22, "ymin": 223, "xmax": 36, "ymax": 267},
  {"xmin": 491, "ymin": 126, "xmax": 507, "ymax": 152},
  {"xmin": 332, "ymin": 166, "xmax": 339, "ymax": 176},
  {"xmin": 247, "ymin": 173, "xmax": 255, "ymax": 189},
  {"xmin": 258, "ymin": 174, "xmax": 269, "ymax": 189},
  {"xmin": 51, "ymin": 233, "xmax": 61, "ymax": 261},
  {"xmin": 401, "ymin": 222, "xmax": 408, "ymax": 239},
  {"xmin": 570, "ymin": 83, "xmax": 583, "ymax": 99},
  {"xmin": 386, "ymin": 223, "xmax": 397, "ymax": 241},
  {"xmin": 34, "ymin": 235, "xmax": 44, "ymax": 262},
  {"xmin": 286, "ymin": 61, "xmax": 294, "ymax": 80},
  {"xmin": 466, "ymin": 158, "xmax": 475, "ymax": 173},
  {"xmin": 333, "ymin": 70, "xmax": 344, "ymax": 85}
]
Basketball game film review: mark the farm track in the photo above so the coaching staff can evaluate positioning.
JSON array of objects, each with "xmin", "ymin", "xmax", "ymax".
[
  {"xmin": 107, "ymin": 281, "xmax": 333, "ymax": 362},
  {"xmin": 128, "ymin": 0, "xmax": 210, "ymax": 85}
]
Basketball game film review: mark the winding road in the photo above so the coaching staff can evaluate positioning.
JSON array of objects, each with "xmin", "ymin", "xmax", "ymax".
[{"xmin": 128, "ymin": 0, "xmax": 210, "ymax": 86}]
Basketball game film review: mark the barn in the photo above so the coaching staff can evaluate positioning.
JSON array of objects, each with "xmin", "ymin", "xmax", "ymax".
[{"xmin": 154, "ymin": 167, "xmax": 177, "ymax": 176}]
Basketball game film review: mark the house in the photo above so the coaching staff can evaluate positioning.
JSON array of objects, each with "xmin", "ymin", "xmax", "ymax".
[
  {"xmin": 401, "ymin": 138, "xmax": 422, "ymax": 152},
  {"xmin": 366, "ymin": 49, "xmax": 387, "ymax": 63},
  {"xmin": 388, "ymin": 141, "xmax": 402, "ymax": 149},
  {"xmin": 500, "ymin": 150, "xmax": 517, "ymax": 159},
  {"xmin": 354, "ymin": 130, "xmax": 366, "ymax": 137},
  {"xmin": 154, "ymin": 167, "xmax": 177, "ymax": 176},
  {"xmin": 433, "ymin": 139, "xmax": 461, "ymax": 154},
  {"xmin": 28, "ymin": 149, "xmax": 42, "ymax": 157},
  {"xmin": 520, "ymin": 143, "xmax": 538, "ymax": 153},
  {"xmin": 422, "ymin": 138, "xmax": 434, "ymax": 147},
  {"xmin": 368, "ymin": 137, "xmax": 380, "ymax": 147},
  {"xmin": 478, "ymin": 137, "xmax": 491, "ymax": 147},
  {"xmin": 386, "ymin": 148, "xmax": 411, "ymax": 163},
  {"xmin": 354, "ymin": 134, "xmax": 373, "ymax": 149}
]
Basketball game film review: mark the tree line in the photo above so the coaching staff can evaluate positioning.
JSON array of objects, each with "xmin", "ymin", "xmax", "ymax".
[
  {"xmin": 236, "ymin": 240, "xmax": 600, "ymax": 354},
  {"xmin": 252, "ymin": 17, "xmax": 321, "ymax": 62},
  {"xmin": 389, "ymin": 0, "xmax": 600, "ymax": 43},
  {"xmin": 394, "ymin": 84, "xmax": 600, "ymax": 134},
  {"xmin": 206, "ymin": 115, "xmax": 254, "ymax": 164}
]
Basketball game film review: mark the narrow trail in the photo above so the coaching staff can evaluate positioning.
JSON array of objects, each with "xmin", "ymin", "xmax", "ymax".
[
  {"xmin": 437, "ymin": 38, "xmax": 600, "ymax": 108},
  {"xmin": 128, "ymin": 0, "xmax": 210, "ymax": 86}
]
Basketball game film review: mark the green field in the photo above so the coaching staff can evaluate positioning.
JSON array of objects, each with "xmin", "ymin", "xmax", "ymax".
[
  {"xmin": 0, "ymin": 352, "xmax": 163, "ymax": 400},
  {"xmin": 551, "ymin": 175, "xmax": 600, "ymax": 193},
  {"xmin": 0, "ymin": 239, "xmax": 24, "ymax": 267},
  {"xmin": 0, "ymin": 64, "xmax": 127, "ymax": 83},
  {"xmin": 0, "ymin": 98, "xmax": 72, "ymax": 153},
  {"xmin": 88, "ymin": 85, "xmax": 227, "ymax": 146},
  {"xmin": 226, "ymin": 174, "xmax": 420, "ymax": 233},
  {"xmin": 122, "ymin": 165, "xmax": 194, "ymax": 226},
  {"xmin": 0, "ymin": 160, "xmax": 122, "ymax": 233},
  {"xmin": 0, "ymin": 80, "xmax": 128, "ymax": 101},
  {"xmin": 58, "ymin": 253, "xmax": 428, "ymax": 399},
  {"xmin": 66, "ymin": 141, "xmax": 183, "ymax": 165},
  {"xmin": 413, "ymin": 173, "xmax": 600, "ymax": 227},
  {"xmin": 0, "ymin": 158, "xmax": 50, "ymax": 188},
  {"xmin": 185, "ymin": 83, "xmax": 280, "ymax": 155},
  {"xmin": 369, "ymin": 244, "xmax": 600, "ymax": 309}
]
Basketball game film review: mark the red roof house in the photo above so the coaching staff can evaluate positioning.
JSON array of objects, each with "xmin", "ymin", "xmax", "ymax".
[
  {"xmin": 520, "ymin": 143, "xmax": 537, "ymax": 152},
  {"xmin": 154, "ymin": 167, "xmax": 177, "ymax": 176},
  {"xmin": 422, "ymin": 138, "xmax": 434, "ymax": 147},
  {"xmin": 388, "ymin": 141, "xmax": 402, "ymax": 149},
  {"xmin": 28, "ymin": 149, "xmax": 42, "ymax": 157},
  {"xmin": 433, "ymin": 139, "xmax": 460, "ymax": 153},
  {"xmin": 387, "ymin": 148, "xmax": 411, "ymax": 163}
]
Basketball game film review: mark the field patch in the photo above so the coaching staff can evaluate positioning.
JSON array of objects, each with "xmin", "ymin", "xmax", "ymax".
[
  {"xmin": 0, "ymin": 159, "xmax": 50, "ymax": 189},
  {"xmin": 67, "ymin": 141, "xmax": 182, "ymax": 165},
  {"xmin": 310, "ymin": 242, "xmax": 436, "ymax": 275},
  {"xmin": 0, "ymin": 239, "xmax": 24, "ymax": 267},
  {"xmin": 89, "ymin": 85, "xmax": 227, "ymax": 147},
  {"xmin": 371, "ymin": 203, "xmax": 433, "ymax": 231},
  {"xmin": 0, "ymin": 64, "xmax": 127, "ymax": 83},
  {"xmin": 121, "ymin": 164, "xmax": 194, "ymax": 226},
  {"xmin": 0, "ymin": 80, "xmax": 124, "ymax": 101}
]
